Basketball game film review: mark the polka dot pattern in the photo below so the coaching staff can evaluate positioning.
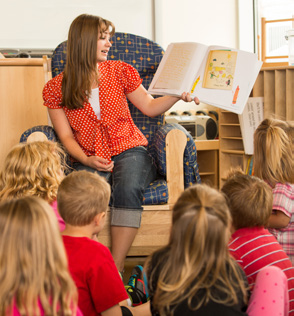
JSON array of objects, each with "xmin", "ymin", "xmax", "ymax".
[{"xmin": 43, "ymin": 61, "xmax": 147, "ymax": 162}]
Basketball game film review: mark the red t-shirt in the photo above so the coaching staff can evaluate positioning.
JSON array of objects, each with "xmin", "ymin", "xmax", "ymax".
[
  {"xmin": 62, "ymin": 235, "xmax": 128, "ymax": 316},
  {"xmin": 229, "ymin": 226, "xmax": 294, "ymax": 315},
  {"xmin": 43, "ymin": 61, "xmax": 147, "ymax": 163}
]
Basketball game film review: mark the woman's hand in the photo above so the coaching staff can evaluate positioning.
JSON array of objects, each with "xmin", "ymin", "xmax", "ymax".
[
  {"xmin": 85, "ymin": 156, "xmax": 114, "ymax": 172},
  {"xmin": 181, "ymin": 92, "xmax": 200, "ymax": 105}
]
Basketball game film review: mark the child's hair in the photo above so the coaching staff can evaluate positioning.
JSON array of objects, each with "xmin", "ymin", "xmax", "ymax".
[
  {"xmin": 57, "ymin": 170, "xmax": 111, "ymax": 226},
  {"xmin": 221, "ymin": 169, "xmax": 273, "ymax": 229},
  {"xmin": 147, "ymin": 184, "xmax": 248, "ymax": 315},
  {"xmin": 0, "ymin": 141, "xmax": 67, "ymax": 203},
  {"xmin": 253, "ymin": 118, "xmax": 293, "ymax": 186},
  {"xmin": 0, "ymin": 196, "xmax": 77, "ymax": 316}
]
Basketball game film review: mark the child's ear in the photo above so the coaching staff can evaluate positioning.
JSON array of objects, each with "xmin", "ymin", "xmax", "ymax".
[{"xmin": 94, "ymin": 212, "xmax": 106, "ymax": 226}]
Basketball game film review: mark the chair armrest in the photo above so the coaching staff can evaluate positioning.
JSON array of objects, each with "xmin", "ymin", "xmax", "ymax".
[
  {"xmin": 20, "ymin": 125, "xmax": 58, "ymax": 143},
  {"xmin": 149, "ymin": 123, "xmax": 201, "ymax": 193}
]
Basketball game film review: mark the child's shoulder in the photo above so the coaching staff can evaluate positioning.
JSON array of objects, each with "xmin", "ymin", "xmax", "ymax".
[{"xmin": 62, "ymin": 235, "xmax": 111, "ymax": 256}]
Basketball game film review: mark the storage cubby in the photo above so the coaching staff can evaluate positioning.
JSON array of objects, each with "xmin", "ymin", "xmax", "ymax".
[{"xmin": 219, "ymin": 65, "xmax": 294, "ymax": 187}]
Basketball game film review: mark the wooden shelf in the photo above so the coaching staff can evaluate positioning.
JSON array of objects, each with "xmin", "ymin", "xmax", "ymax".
[{"xmin": 219, "ymin": 66, "xmax": 294, "ymax": 187}]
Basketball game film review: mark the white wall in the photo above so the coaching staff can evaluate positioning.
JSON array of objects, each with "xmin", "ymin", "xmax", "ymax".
[
  {"xmin": 155, "ymin": 0, "xmax": 238, "ymax": 50},
  {"xmin": 0, "ymin": 0, "xmax": 154, "ymax": 49},
  {"xmin": 1, "ymin": 0, "xmax": 252, "ymax": 113}
]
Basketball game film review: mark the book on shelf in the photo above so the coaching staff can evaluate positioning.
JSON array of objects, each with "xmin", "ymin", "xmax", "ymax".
[
  {"xmin": 238, "ymin": 97, "xmax": 264, "ymax": 155},
  {"xmin": 148, "ymin": 42, "xmax": 263, "ymax": 114}
]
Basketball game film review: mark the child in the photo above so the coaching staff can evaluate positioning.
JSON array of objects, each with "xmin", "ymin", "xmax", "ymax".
[
  {"xmin": 0, "ymin": 196, "xmax": 82, "ymax": 316},
  {"xmin": 0, "ymin": 141, "xmax": 67, "ymax": 231},
  {"xmin": 253, "ymin": 118, "xmax": 294, "ymax": 263},
  {"xmin": 57, "ymin": 170, "xmax": 149, "ymax": 316},
  {"xmin": 145, "ymin": 183, "xmax": 249, "ymax": 315},
  {"xmin": 145, "ymin": 183, "xmax": 289, "ymax": 316},
  {"xmin": 221, "ymin": 170, "xmax": 294, "ymax": 315}
]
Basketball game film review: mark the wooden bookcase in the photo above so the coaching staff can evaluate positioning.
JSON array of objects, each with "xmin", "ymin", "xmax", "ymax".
[
  {"xmin": 195, "ymin": 139, "xmax": 219, "ymax": 188},
  {"xmin": 0, "ymin": 59, "xmax": 48, "ymax": 170},
  {"xmin": 219, "ymin": 65, "xmax": 294, "ymax": 187}
]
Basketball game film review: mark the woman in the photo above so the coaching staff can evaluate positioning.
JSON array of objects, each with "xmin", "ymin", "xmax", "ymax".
[{"xmin": 43, "ymin": 13, "xmax": 199, "ymax": 274}]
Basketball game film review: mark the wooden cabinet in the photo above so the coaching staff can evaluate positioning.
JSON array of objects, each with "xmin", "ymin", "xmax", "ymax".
[
  {"xmin": 0, "ymin": 59, "xmax": 48, "ymax": 169},
  {"xmin": 219, "ymin": 65, "xmax": 294, "ymax": 187},
  {"xmin": 195, "ymin": 140, "xmax": 219, "ymax": 188}
]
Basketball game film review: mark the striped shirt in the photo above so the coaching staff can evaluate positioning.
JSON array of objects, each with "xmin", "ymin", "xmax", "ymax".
[
  {"xmin": 229, "ymin": 227, "xmax": 294, "ymax": 315},
  {"xmin": 269, "ymin": 182, "xmax": 294, "ymax": 264}
]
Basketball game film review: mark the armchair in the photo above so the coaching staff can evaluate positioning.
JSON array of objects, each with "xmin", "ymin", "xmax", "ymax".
[{"xmin": 20, "ymin": 33, "xmax": 201, "ymax": 256}]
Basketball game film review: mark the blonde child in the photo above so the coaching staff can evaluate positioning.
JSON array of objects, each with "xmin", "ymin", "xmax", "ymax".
[
  {"xmin": 0, "ymin": 141, "xmax": 67, "ymax": 231},
  {"xmin": 253, "ymin": 118, "xmax": 294, "ymax": 263},
  {"xmin": 57, "ymin": 170, "xmax": 150, "ymax": 316},
  {"xmin": 0, "ymin": 196, "xmax": 82, "ymax": 316},
  {"xmin": 145, "ymin": 183, "xmax": 289, "ymax": 316},
  {"xmin": 222, "ymin": 170, "xmax": 294, "ymax": 315}
]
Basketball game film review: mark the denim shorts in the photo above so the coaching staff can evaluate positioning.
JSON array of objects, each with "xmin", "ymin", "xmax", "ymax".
[{"xmin": 73, "ymin": 146, "xmax": 157, "ymax": 228}]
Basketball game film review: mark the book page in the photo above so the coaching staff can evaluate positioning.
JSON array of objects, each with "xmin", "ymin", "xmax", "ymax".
[
  {"xmin": 153, "ymin": 43, "xmax": 198, "ymax": 90},
  {"xmin": 202, "ymin": 50, "xmax": 237, "ymax": 90}
]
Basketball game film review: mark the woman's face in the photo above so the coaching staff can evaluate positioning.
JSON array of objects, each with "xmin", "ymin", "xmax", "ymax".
[{"xmin": 97, "ymin": 30, "xmax": 112, "ymax": 63}]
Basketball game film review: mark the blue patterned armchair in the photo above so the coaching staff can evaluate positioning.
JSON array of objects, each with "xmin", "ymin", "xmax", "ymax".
[{"xmin": 20, "ymin": 33, "xmax": 201, "ymax": 255}]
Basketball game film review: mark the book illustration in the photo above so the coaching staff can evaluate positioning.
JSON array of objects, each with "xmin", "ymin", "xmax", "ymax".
[
  {"xmin": 202, "ymin": 50, "xmax": 237, "ymax": 90},
  {"xmin": 153, "ymin": 43, "xmax": 198, "ymax": 90}
]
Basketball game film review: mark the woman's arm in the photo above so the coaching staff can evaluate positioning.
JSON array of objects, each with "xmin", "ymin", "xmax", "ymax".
[
  {"xmin": 127, "ymin": 85, "xmax": 199, "ymax": 118},
  {"xmin": 267, "ymin": 210, "xmax": 290, "ymax": 229},
  {"xmin": 48, "ymin": 108, "xmax": 114, "ymax": 171}
]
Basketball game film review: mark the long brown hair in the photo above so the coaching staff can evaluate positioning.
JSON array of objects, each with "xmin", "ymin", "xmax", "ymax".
[
  {"xmin": 0, "ymin": 196, "xmax": 78, "ymax": 316},
  {"xmin": 61, "ymin": 14, "xmax": 115, "ymax": 109},
  {"xmin": 253, "ymin": 118, "xmax": 293, "ymax": 186},
  {"xmin": 146, "ymin": 184, "xmax": 248, "ymax": 315}
]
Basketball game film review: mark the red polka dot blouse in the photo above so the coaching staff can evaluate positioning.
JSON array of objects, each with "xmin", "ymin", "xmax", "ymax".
[{"xmin": 43, "ymin": 61, "xmax": 148, "ymax": 162}]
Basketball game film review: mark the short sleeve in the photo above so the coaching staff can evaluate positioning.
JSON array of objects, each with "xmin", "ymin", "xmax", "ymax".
[
  {"xmin": 119, "ymin": 61, "xmax": 143, "ymax": 94},
  {"xmin": 42, "ymin": 73, "xmax": 63, "ymax": 109},
  {"xmin": 272, "ymin": 183, "xmax": 294, "ymax": 217},
  {"xmin": 88, "ymin": 246, "xmax": 128, "ymax": 313}
]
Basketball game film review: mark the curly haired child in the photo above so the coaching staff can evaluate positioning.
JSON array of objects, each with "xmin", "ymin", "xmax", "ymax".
[{"xmin": 0, "ymin": 141, "xmax": 67, "ymax": 231}]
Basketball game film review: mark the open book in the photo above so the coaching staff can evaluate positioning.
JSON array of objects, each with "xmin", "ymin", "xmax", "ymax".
[{"xmin": 148, "ymin": 42, "xmax": 263, "ymax": 114}]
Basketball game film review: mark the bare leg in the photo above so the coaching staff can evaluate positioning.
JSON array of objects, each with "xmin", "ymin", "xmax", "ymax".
[{"xmin": 111, "ymin": 226, "xmax": 138, "ymax": 272}]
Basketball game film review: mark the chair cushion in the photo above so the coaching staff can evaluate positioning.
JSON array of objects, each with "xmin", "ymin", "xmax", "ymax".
[{"xmin": 142, "ymin": 178, "xmax": 168, "ymax": 205}]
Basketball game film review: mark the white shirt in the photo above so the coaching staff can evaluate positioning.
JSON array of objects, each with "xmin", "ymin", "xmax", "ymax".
[{"xmin": 89, "ymin": 87, "xmax": 101, "ymax": 120}]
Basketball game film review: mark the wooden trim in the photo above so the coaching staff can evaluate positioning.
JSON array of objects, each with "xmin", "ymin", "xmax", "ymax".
[
  {"xmin": 0, "ymin": 58, "xmax": 43, "ymax": 66},
  {"xmin": 194, "ymin": 139, "xmax": 219, "ymax": 151},
  {"xmin": 166, "ymin": 129, "xmax": 187, "ymax": 205}
]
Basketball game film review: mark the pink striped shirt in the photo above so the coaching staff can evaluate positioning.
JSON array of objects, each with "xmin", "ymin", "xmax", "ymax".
[
  {"xmin": 269, "ymin": 182, "xmax": 294, "ymax": 264},
  {"xmin": 229, "ymin": 227, "xmax": 294, "ymax": 315}
]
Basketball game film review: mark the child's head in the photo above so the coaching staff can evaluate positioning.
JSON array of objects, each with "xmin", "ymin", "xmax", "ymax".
[
  {"xmin": 0, "ymin": 196, "xmax": 77, "ymax": 315},
  {"xmin": 170, "ymin": 184, "xmax": 232, "ymax": 265},
  {"xmin": 0, "ymin": 141, "xmax": 66, "ymax": 203},
  {"xmin": 57, "ymin": 170, "xmax": 111, "ymax": 227},
  {"xmin": 221, "ymin": 169, "xmax": 273, "ymax": 230},
  {"xmin": 253, "ymin": 118, "xmax": 293, "ymax": 186}
]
